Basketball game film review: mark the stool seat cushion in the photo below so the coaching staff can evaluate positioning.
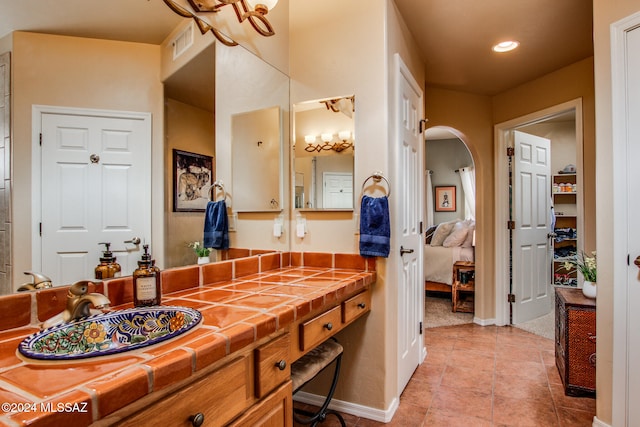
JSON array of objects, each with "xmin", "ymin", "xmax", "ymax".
[{"xmin": 292, "ymin": 339, "xmax": 344, "ymax": 392}]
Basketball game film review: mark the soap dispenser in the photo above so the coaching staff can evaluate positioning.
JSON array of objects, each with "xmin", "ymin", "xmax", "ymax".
[
  {"xmin": 95, "ymin": 242, "xmax": 122, "ymax": 280},
  {"xmin": 132, "ymin": 244, "xmax": 161, "ymax": 307}
]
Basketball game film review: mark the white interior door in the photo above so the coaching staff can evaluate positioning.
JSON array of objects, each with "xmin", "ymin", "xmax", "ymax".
[
  {"xmin": 39, "ymin": 109, "xmax": 150, "ymax": 285},
  {"xmin": 625, "ymin": 23, "xmax": 640, "ymax": 427},
  {"xmin": 395, "ymin": 54, "xmax": 424, "ymax": 394},
  {"xmin": 612, "ymin": 15, "xmax": 640, "ymax": 426},
  {"xmin": 512, "ymin": 130, "xmax": 552, "ymax": 324},
  {"xmin": 322, "ymin": 172, "xmax": 353, "ymax": 208}
]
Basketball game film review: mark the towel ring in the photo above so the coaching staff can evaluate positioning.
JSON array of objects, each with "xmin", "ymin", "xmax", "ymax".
[
  {"xmin": 209, "ymin": 181, "xmax": 226, "ymax": 201},
  {"xmin": 362, "ymin": 172, "xmax": 391, "ymax": 198}
]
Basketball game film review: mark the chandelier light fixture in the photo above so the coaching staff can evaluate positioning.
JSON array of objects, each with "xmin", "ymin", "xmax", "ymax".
[
  {"xmin": 163, "ymin": 0, "xmax": 278, "ymax": 47},
  {"xmin": 304, "ymin": 131, "xmax": 354, "ymax": 153}
]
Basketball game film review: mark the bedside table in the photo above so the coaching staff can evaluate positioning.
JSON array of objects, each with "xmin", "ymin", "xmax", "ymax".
[{"xmin": 452, "ymin": 261, "xmax": 475, "ymax": 313}]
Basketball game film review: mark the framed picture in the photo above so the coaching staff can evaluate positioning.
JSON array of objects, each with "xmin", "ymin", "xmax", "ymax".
[
  {"xmin": 435, "ymin": 186, "xmax": 456, "ymax": 212},
  {"xmin": 173, "ymin": 149, "xmax": 214, "ymax": 212}
]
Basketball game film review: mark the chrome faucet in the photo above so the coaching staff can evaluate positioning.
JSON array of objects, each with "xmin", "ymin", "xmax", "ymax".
[
  {"xmin": 17, "ymin": 271, "xmax": 53, "ymax": 292},
  {"xmin": 42, "ymin": 280, "xmax": 111, "ymax": 329}
]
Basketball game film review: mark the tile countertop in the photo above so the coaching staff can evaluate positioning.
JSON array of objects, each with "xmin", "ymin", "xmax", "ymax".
[{"xmin": 0, "ymin": 263, "xmax": 375, "ymax": 427}]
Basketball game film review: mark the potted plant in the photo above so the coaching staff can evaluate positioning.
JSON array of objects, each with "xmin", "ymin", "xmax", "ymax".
[
  {"xmin": 188, "ymin": 241, "xmax": 212, "ymax": 264},
  {"xmin": 561, "ymin": 251, "xmax": 597, "ymax": 298}
]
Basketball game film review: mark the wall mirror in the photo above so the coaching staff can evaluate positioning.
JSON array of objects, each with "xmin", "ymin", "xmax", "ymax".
[
  {"xmin": 4, "ymin": 9, "xmax": 290, "ymax": 293},
  {"xmin": 293, "ymin": 96, "xmax": 355, "ymax": 211},
  {"xmin": 216, "ymin": 43, "xmax": 288, "ymax": 214},
  {"xmin": 232, "ymin": 106, "xmax": 282, "ymax": 211}
]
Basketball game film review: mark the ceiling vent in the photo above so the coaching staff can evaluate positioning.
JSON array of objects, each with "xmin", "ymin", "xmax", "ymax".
[{"xmin": 172, "ymin": 22, "xmax": 194, "ymax": 61}]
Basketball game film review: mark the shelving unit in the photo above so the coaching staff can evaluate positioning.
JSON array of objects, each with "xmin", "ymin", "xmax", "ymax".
[{"xmin": 552, "ymin": 173, "xmax": 578, "ymax": 287}]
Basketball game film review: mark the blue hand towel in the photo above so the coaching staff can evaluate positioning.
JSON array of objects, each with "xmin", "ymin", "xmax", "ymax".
[
  {"xmin": 203, "ymin": 200, "xmax": 229, "ymax": 250},
  {"xmin": 359, "ymin": 195, "xmax": 390, "ymax": 258}
]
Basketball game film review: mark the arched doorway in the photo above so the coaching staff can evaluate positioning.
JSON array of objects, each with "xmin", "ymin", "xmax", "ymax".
[{"xmin": 423, "ymin": 126, "xmax": 476, "ymax": 327}]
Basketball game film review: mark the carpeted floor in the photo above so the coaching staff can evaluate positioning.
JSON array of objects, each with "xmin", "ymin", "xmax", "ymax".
[
  {"xmin": 425, "ymin": 294, "xmax": 555, "ymax": 340},
  {"xmin": 424, "ymin": 296, "xmax": 473, "ymax": 328},
  {"xmin": 514, "ymin": 308, "xmax": 555, "ymax": 340}
]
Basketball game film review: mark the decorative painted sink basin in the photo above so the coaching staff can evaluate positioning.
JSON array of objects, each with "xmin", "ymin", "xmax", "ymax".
[{"xmin": 18, "ymin": 306, "xmax": 202, "ymax": 361}]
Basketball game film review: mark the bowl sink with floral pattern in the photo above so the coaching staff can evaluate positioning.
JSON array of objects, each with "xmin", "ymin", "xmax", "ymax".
[{"xmin": 18, "ymin": 306, "xmax": 202, "ymax": 361}]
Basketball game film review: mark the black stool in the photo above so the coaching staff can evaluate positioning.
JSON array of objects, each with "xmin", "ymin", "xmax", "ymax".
[{"xmin": 291, "ymin": 338, "xmax": 346, "ymax": 427}]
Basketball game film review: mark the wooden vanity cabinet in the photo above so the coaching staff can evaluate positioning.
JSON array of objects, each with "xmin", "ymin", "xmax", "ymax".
[
  {"xmin": 115, "ymin": 332, "xmax": 291, "ymax": 427},
  {"xmin": 299, "ymin": 306, "xmax": 342, "ymax": 352},
  {"xmin": 342, "ymin": 290, "xmax": 371, "ymax": 323},
  {"xmin": 255, "ymin": 333, "xmax": 290, "ymax": 398},
  {"xmin": 292, "ymin": 289, "xmax": 371, "ymax": 361},
  {"xmin": 228, "ymin": 381, "xmax": 292, "ymax": 427},
  {"xmin": 117, "ymin": 355, "xmax": 253, "ymax": 427}
]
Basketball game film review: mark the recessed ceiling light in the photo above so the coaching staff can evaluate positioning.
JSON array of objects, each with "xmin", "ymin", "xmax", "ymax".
[{"xmin": 492, "ymin": 41, "xmax": 520, "ymax": 53}]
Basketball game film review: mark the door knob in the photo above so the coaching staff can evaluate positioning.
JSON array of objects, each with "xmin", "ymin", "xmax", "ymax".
[
  {"xmin": 634, "ymin": 256, "xmax": 640, "ymax": 268},
  {"xmin": 400, "ymin": 246, "xmax": 414, "ymax": 256},
  {"xmin": 124, "ymin": 237, "xmax": 141, "ymax": 245}
]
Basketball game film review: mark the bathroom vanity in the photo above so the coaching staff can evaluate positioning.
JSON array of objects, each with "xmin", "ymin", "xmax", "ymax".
[{"xmin": 0, "ymin": 252, "xmax": 374, "ymax": 426}]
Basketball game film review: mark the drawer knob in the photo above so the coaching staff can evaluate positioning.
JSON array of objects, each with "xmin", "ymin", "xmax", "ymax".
[
  {"xmin": 324, "ymin": 322, "xmax": 333, "ymax": 331},
  {"xmin": 275, "ymin": 359, "xmax": 287, "ymax": 370},
  {"xmin": 357, "ymin": 302, "xmax": 366, "ymax": 309},
  {"xmin": 190, "ymin": 412, "xmax": 205, "ymax": 427}
]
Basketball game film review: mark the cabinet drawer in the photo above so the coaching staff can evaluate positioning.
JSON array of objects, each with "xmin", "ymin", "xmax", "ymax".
[
  {"xmin": 119, "ymin": 355, "xmax": 251, "ymax": 427},
  {"xmin": 299, "ymin": 306, "xmax": 341, "ymax": 352},
  {"xmin": 255, "ymin": 333, "xmax": 290, "ymax": 398},
  {"xmin": 228, "ymin": 381, "xmax": 293, "ymax": 427},
  {"xmin": 342, "ymin": 290, "xmax": 371, "ymax": 324}
]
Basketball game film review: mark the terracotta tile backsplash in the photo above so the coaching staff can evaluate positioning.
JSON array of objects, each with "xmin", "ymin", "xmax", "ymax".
[
  {"xmin": 234, "ymin": 256, "xmax": 259, "ymax": 278},
  {"xmin": 202, "ymin": 261, "xmax": 233, "ymax": 285},
  {"xmin": 303, "ymin": 252, "xmax": 334, "ymax": 268},
  {"xmin": 0, "ymin": 293, "xmax": 31, "ymax": 330},
  {"xmin": 104, "ymin": 276, "xmax": 134, "ymax": 307},
  {"xmin": 335, "ymin": 253, "xmax": 367, "ymax": 270},
  {"xmin": 160, "ymin": 265, "xmax": 200, "ymax": 294}
]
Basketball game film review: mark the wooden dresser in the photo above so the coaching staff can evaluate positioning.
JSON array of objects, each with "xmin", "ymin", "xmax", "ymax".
[{"xmin": 555, "ymin": 287, "xmax": 596, "ymax": 397}]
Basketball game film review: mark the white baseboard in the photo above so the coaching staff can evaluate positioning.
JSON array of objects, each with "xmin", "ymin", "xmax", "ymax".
[
  {"xmin": 473, "ymin": 317, "xmax": 496, "ymax": 326},
  {"xmin": 592, "ymin": 416, "xmax": 611, "ymax": 427},
  {"xmin": 294, "ymin": 392, "xmax": 398, "ymax": 423}
]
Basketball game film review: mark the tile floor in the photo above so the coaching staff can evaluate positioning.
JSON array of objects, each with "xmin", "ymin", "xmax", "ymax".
[{"xmin": 294, "ymin": 323, "xmax": 596, "ymax": 426}]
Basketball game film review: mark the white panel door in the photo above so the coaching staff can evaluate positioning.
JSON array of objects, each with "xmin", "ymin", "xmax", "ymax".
[
  {"xmin": 40, "ymin": 110, "xmax": 150, "ymax": 285},
  {"xmin": 512, "ymin": 130, "xmax": 552, "ymax": 323},
  {"xmin": 322, "ymin": 172, "xmax": 353, "ymax": 209},
  {"xmin": 624, "ymin": 22, "xmax": 640, "ymax": 427},
  {"xmin": 395, "ymin": 55, "xmax": 424, "ymax": 394}
]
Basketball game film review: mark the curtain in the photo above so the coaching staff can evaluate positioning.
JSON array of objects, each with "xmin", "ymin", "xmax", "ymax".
[
  {"xmin": 425, "ymin": 170, "xmax": 434, "ymax": 227},
  {"xmin": 459, "ymin": 166, "xmax": 476, "ymax": 220}
]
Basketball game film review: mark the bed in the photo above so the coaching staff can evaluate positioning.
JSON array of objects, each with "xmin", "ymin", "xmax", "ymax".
[{"xmin": 424, "ymin": 219, "xmax": 475, "ymax": 294}]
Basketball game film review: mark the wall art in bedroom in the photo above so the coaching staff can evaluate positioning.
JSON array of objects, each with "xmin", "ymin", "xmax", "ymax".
[{"xmin": 435, "ymin": 186, "xmax": 456, "ymax": 212}]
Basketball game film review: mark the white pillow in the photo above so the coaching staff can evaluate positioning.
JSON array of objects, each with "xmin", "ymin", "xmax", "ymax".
[
  {"xmin": 430, "ymin": 220, "xmax": 458, "ymax": 246},
  {"xmin": 462, "ymin": 220, "xmax": 476, "ymax": 247},
  {"xmin": 443, "ymin": 221, "xmax": 469, "ymax": 247}
]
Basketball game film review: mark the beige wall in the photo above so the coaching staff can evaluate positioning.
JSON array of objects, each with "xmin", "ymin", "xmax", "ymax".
[
  {"xmin": 290, "ymin": 0, "xmax": 388, "ymax": 410},
  {"xmin": 493, "ymin": 57, "xmax": 596, "ymax": 253},
  {"xmin": 593, "ymin": 1, "xmax": 640, "ymax": 424},
  {"xmin": 164, "ymin": 99, "xmax": 215, "ymax": 268},
  {"xmin": 423, "ymin": 88, "xmax": 495, "ymax": 320},
  {"xmin": 11, "ymin": 32, "xmax": 164, "ymax": 286},
  {"xmin": 290, "ymin": 0, "xmax": 425, "ymax": 413}
]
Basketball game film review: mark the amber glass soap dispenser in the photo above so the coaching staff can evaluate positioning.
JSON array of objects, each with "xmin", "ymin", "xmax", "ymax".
[
  {"xmin": 95, "ymin": 242, "xmax": 122, "ymax": 280},
  {"xmin": 133, "ymin": 244, "xmax": 161, "ymax": 307}
]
